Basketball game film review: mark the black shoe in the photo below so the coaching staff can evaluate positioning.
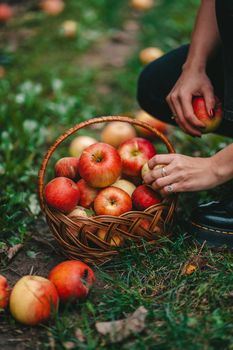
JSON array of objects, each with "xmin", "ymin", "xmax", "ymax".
[{"xmin": 187, "ymin": 198, "xmax": 233, "ymax": 248}]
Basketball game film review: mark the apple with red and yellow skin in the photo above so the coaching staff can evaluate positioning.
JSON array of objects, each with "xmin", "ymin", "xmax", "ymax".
[
  {"xmin": 118, "ymin": 137, "xmax": 156, "ymax": 177},
  {"xmin": 112, "ymin": 179, "xmax": 136, "ymax": 197},
  {"xmin": 79, "ymin": 142, "xmax": 122, "ymax": 188},
  {"xmin": 76, "ymin": 179, "xmax": 99, "ymax": 208},
  {"xmin": 94, "ymin": 186, "xmax": 132, "ymax": 216},
  {"xmin": 131, "ymin": 0, "xmax": 154, "ymax": 11},
  {"xmin": 69, "ymin": 136, "xmax": 97, "ymax": 158},
  {"xmin": 0, "ymin": 275, "xmax": 10, "ymax": 309},
  {"xmin": 44, "ymin": 177, "xmax": 80, "ymax": 213},
  {"xmin": 68, "ymin": 206, "xmax": 89, "ymax": 219},
  {"xmin": 40, "ymin": 0, "xmax": 64, "ymax": 15},
  {"xmin": 9, "ymin": 276, "xmax": 59, "ymax": 326},
  {"xmin": 132, "ymin": 184, "xmax": 162, "ymax": 210},
  {"xmin": 141, "ymin": 162, "xmax": 166, "ymax": 178},
  {"xmin": 55, "ymin": 157, "xmax": 79, "ymax": 180},
  {"xmin": 135, "ymin": 110, "xmax": 168, "ymax": 137},
  {"xmin": 139, "ymin": 47, "xmax": 164, "ymax": 65},
  {"xmin": 48, "ymin": 260, "xmax": 95, "ymax": 302},
  {"xmin": 97, "ymin": 229, "xmax": 124, "ymax": 247},
  {"xmin": 192, "ymin": 96, "xmax": 223, "ymax": 133},
  {"xmin": 100, "ymin": 121, "xmax": 136, "ymax": 148},
  {"xmin": 0, "ymin": 4, "xmax": 13, "ymax": 22},
  {"xmin": 61, "ymin": 20, "xmax": 77, "ymax": 38}
]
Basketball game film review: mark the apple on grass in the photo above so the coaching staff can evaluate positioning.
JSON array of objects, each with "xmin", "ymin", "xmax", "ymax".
[
  {"xmin": 61, "ymin": 20, "xmax": 77, "ymax": 38},
  {"xmin": 48, "ymin": 260, "xmax": 95, "ymax": 302},
  {"xmin": 100, "ymin": 121, "xmax": 136, "ymax": 148},
  {"xmin": 192, "ymin": 96, "xmax": 223, "ymax": 133},
  {"xmin": 9, "ymin": 276, "xmax": 59, "ymax": 326},
  {"xmin": 131, "ymin": 0, "xmax": 154, "ymax": 11},
  {"xmin": 0, "ymin": 275, "xmax": 10, "ymax": 309},
  {"xmin": 44, "ymin": 177, "xmax": 80, "ymax": 213},
  {"xmin": 94, "ymin": 186, "xmax": 132, "ymax": 216},
  {"xmin": 132, "ymin": 184, "xmax": 162, "ymax": 210},
  {"xmin": 69, "ymin": 136, "xmax": 97, "ymax": 158},
  {"xmin": 55, "ymin": 157, "xmax": 79, "ymax": 180},
  {"xmin": 76, "ymin": 179, "xmax": 99, "ymax": 208},
  {"xmin": 139, "ymin": 47, "xmax": 164, "ymax": 65},
  {"xmin": 135, "ymin": 110, "xmax": 168, "ymax": 137},
  {"xmin": 40, "ymin": 0, "xmax": 65, "ymax": 16},
  {"xmin": 79, "ymin": 142, "xmax": 122, "ymax": 188},
  {"xmin": 118, "ymin": 137, "xmax": 156, "ymax": 177},
  {"xmin": 0, "ymin": 4, "xmax": 13, "ymax": 22}
]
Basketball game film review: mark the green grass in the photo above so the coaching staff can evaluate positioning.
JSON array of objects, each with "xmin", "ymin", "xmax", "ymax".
[{"xmin": 1, "ymin": 0, "xmax": 233, "ymax": 349}]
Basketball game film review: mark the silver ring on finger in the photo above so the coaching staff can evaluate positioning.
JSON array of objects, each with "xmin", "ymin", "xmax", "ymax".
[
  {"xmin": 161, "ymin": 167, "xmax": 167, "ymax": 177},
  {"xmin": 167, "ymin": 184, "xmax": 174, "ymax": 193}
]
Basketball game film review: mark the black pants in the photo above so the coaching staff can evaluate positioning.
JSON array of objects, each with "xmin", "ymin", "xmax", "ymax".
[{"xmin": 137, "ymin": 1, "xmax": 233, "ymax": 138}]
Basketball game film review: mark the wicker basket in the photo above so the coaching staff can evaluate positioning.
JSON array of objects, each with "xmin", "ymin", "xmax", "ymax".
[{"xmin": 38, "ymin": 116, "xmax": 177, "ymax": 265}]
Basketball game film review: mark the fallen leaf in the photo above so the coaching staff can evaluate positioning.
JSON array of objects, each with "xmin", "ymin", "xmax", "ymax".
[
  {"xmin": 7, "ymin": 244, "xmax": 23, "ymax": 260},
  {"xmin": 95, "ymin": 306, "xmax": 148, "ymax": 343},
  {"xmin": 181, "ymin": 257, "xmax": 207, "ymax": 276}
]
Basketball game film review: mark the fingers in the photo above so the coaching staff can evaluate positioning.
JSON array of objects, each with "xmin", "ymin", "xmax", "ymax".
[
  {"xmin": 180, "ymin": 93, "xmax": 205, "ymax": 129},
  {"xmin": 148, "ymin": 154, "xmax": 175, "ymax": 170},
  {"xmin": 201, "ymin": 85, "xmax": 216, "ymax": 117}
]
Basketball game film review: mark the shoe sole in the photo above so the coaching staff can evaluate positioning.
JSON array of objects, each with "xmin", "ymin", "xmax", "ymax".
[{"xmin": 188, "ymin": 221, "xmax": 233, "ymax": 248}]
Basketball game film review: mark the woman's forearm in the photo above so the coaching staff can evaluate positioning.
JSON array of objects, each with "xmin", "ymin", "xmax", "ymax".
[
  {"xmin": 183, "ymin": 0, "xmax": 221, "ymax": 72},
  {"xmin": 212, "ymin": 144, "xmax": 233, "ymax": 185}
]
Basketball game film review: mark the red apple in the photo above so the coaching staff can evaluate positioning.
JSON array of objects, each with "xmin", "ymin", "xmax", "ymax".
[
  {"xmin": 68, "ymin": 206, "xmax": 89, "ymax": 219},
  {"xmin": 94, "ymin": 186, "xmax": 132, "ymax": 216},
  {"xmin": 40, "ymin": 0, "xmax": 65, "ymax": 16},
  {"xmin": 0, "ymin": 275, "xmax": 10, "ymax": 309},
  {"xmin": 79, "ymin": 142, "xmax": 122, "ymax": 188},
  {"xmin": 132, "ymin": 184, "xmax": 162, "ymax": 210},
  {"xmin": 69, "ymin": 136, "xmax": 97, "ymax": 158},
  {"xmin": 192, "ymin": 96, "xmax": 223, "ymax": 133},
  {"xmin": 97, "ymin": 229, "xmax": 124, "ymax": 247},
  {"xmin": 118, "ymin": 137, "xmax": 156, "ymax": 177},
  {"xmin": 112, "ymin": 179, "xmax": 136, "ymax": 196},
  {"xmin": 44, "ymin": 177, "xmax": 80, "ymax": 213},
  {"xmin": 48, "ymin": 260, "xmax": 95, "ymax": 302},
  {"xmin": 100, "ymin": 121, "xmax": 136, "ymax": 148},
  {"xmin": 0, "ymin": 4, "xmax": 13, "ymax": 22},
  {"xmin": 76, "ymin": 179, "xmax": 99, "ymax": 208},
  {"xmin": 55, "ymin": 157, "xmax": 79, "ymax": 180},
  {"xmin": 135, "ymin": 110, "xmax": 168, "ymax": 137},
  {"xmin": 9, "ymin": 276, "xmax": 59, "ymax": 326}
]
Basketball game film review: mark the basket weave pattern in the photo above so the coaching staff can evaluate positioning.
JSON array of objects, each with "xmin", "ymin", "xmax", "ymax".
[{"xmin": 38, "ymin": 116, "xmax": 177, "ymax": 264}]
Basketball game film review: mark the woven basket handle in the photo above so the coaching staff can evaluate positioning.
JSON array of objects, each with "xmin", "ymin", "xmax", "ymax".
[{"xmin": 38, "ymin": 116, "xmax": 175, "ymax": 212}]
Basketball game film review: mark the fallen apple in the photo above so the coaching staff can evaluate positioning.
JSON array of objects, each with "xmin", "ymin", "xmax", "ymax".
[
  {"xmin": 118, "ymin": 137, "xmax": 156, "ymax": 177},
  {"xmin": 112, "ymin": 179, "xmax": 136, "ymax": 196},
  {"xmin": 132, "ymin": 184, "xmax": 162, "ymax": 210},
  {"xmin": 44, "ymin": 177, "xmax": 80, "ymax": 213},
  {"xmin": 0, "ymin": 4, "xmax": 13, "ymax": 22},
  {"xmin": 94, "ymin": 186, "xmax": 132, "ymax": 216},
  {"xmin": 61, "ymin": 20, "xmax": 77, "ymax": 38},
  {"xmin": 131, "ymin": 0, "xmax": 154, "ymax": 11},
  {"xmin": 55, "ymin": 157, "xmax": 79, "ymax": 180},
  {"xmin": 40, "ymin": 0, "xmax": 65, "ymax": 16},
  {"xmin": 192, "ymin": 96, "xmax": 223, "ymax": 133},
  {"xmin": 0, "ymin": 275, "xmax": 10, "ymax": 309},
  {"xmin": 135, "ymin": 110, "xmax": 168, "ymax": 137},
  {"xmin": 76, "ymin": 179, "xmax": 99, "ymax": 208},
  {"xmin": 9, "ymin": 275, "xmax": 59, "ymax": 326},
  {"xmin": 139, "ymin": 47, "xmax": 164, "ymax": 65},
  {"xmin": 100, "ymin": 121, "xmax": 136, "ymax": 148},
  {"xmin": 48, "ymin": 260, "xmax": 95, "ymax": 302},
  {"xmin": 69, "ymin": 136, "xmax": 97, "ymax": 158},
  {"xmin": 79, "ymin": 142, "xmax": 122, "ymax": 188}
]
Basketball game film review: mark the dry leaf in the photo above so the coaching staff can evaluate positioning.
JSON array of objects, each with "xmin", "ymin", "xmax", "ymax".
[
  {"xmin": 7, "ymin": 244, "xmax": 23, "ymax": 260},
  {"xmin": 95, "ymin": 306, "xmax": 148, "ymax": 343},
  {"xmin": 181, "ymin": 257, "xmax": 207, "ymax": 276},
  {"xmin": 75, "ymin": 328, "xmax": 85, "ymax": 343}
]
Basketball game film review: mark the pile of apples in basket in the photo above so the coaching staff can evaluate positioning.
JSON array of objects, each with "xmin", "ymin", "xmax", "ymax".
[{"xmin": 44, "ymin": 117, "xmax": 169, "ymax": 246}]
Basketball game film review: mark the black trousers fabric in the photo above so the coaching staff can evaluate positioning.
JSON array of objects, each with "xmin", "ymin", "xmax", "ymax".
[{"xmin": 137, "ymin": 1, "xmax": 233, "ymax": 138}]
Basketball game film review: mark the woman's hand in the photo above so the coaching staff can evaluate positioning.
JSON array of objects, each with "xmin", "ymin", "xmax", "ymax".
[
  {"xmin": 143, "ymin": 154, "xmax": 219, "ymax": 196},
  {"xmin": 166, "ymin": 67, "xmax": 216, "ymax": 137}
]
